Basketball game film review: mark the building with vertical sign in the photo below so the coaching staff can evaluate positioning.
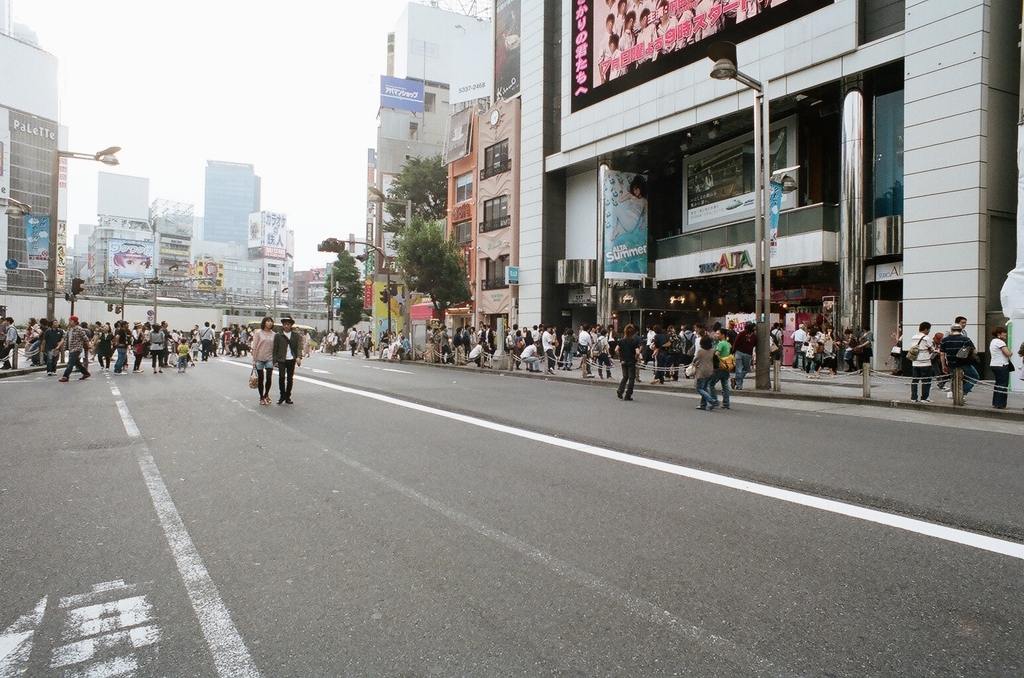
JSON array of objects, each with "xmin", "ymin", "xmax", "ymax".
[
  {"xmin": 509, "ymin": 0, "xmax": 1020, "ymax": 368},
  {"xmin": 0, "ymin": 23, "xmax": 59, "ymax": 292}
]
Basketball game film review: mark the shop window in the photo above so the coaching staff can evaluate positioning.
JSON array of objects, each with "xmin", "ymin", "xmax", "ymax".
[{"xmin": 873, "ymin": 89, "xmax": 904, "ymax": 219}]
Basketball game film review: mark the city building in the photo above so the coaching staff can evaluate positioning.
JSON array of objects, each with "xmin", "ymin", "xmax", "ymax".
[
  {"xmin": 203, "ymin": 160, "xmax": 261, "ymax": 245},
  {"xmin": 89, "ymin": 173, "xmax": 152, "ymax": 285},
  {"xmin": 369, "ymin": 2, "xmax": 490, "ymax": 336},
  {"xmin": 511, "ymin": 0, "xmax": 1020, "ymax": 368},
  {"xmin": 475, "ymin": 98, "xmax": 520, "ymax": 330},
  {"xmin": 150, "ymin": 198, "xmax": 194, "ymax": 284},
  {"xmin": 0, "ymin": 22, "xmax": 58, "ymax": 293}
]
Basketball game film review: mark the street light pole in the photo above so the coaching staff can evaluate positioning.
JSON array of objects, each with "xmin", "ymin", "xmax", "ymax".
[
  {"xmin": 318, "ymin": 237, "xmax": 394, "ymax": 336},
  {"xmin": 46, "ymin": 145, "xmax": 120, "ymax": 320},
  {"xmin": 708, "ymin": 42, "xmax": 772, "ymax": 390}
]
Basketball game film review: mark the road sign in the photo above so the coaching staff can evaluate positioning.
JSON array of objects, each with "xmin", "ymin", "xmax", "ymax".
[
  {"xmin": 147, "ymin": 310, "xmax": 154, "ymax": 318},
  {"xmin": 4, "ymin": 258, "xmax": 18, "ymax": 270}
]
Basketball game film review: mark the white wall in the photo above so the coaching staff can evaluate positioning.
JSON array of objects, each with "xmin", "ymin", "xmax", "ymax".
[
  {"xmin": 565, "ymin": 170, "xmax": 598, "ymax": 260},
  {"xmin": 0, "ymin": 33, "xmax": 57, "ymax": 120}
]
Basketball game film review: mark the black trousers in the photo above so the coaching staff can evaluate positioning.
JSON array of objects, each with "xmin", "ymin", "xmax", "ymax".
[
  {"xmin": 617, "ymin": 361, "xmax": 637, "ymax": 398},
  {"xmin": 278, "ymin": 359, "xmax": 296, "ymax": 400}
]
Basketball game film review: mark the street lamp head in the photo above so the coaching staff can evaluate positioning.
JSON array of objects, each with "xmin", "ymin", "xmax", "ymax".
[
  {"xmin": 97, "ymin": 154, "xmax": 119, "ymax": 166},
  {"xmin": 354, "ymin": 253, "xmax": 368, "ymax": 263},
  {"xmin": 3, "ymin": 198, "xmax": 31, "ymax": 217},
  {"xmin": 710, "ymin": 58, "xmax": 738, "ymax": 81}
]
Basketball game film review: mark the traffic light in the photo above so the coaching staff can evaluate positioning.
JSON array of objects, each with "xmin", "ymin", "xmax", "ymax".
[
  {"xmin": 107, "ymin": 303, "xmax": 114, "ymax": 312},
  {"xmin": 71, "ymin": 278, "xmax": 85, "ymax": 295},
  {"xmin": 379, "ymin": 287, "xmax": 390, "ymax": 305},
  {"xmin": 317, "ymin": 238, "xmax": 346, "ymax": 253}
]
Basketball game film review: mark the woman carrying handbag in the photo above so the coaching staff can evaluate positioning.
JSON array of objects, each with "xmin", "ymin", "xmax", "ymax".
[{"xmin": 251, "ymin": 316, "xmax": 277, "ymax": 405}]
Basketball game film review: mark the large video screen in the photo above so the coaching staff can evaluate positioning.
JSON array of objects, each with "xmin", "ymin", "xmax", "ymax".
[{"xmin": 570, "ymin": 0, "xmax": 831, "ymax": 112}]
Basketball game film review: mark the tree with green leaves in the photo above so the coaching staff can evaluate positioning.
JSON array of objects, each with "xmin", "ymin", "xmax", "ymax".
[
  {"xmin": 322, "ymin": 250, "xmax": 366, "ymax": 330},
  {"xmin": 393, "ymin": 216, "xmax": 470, "ymax": 319},
  {"xmin": 383, "ymin": 154, "xmax": 448, "ymax": 230}
]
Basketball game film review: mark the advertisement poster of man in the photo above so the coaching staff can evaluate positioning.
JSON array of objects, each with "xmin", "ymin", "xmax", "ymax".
[
  {"xmin": 108, "ymin": 239, "xmax": 153, "ymax": 278},
  {"xmin": 603, "ymin": 170, "xmax": 649, "ymax": 280},
  {"xmin": 494, "ymin": 0, "xmax": 521, "ymax": 99}
]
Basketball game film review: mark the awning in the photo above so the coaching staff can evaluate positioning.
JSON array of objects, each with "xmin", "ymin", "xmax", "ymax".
[{"xmin": 411, "ymin": 302, "xmax": 439, "ymax": 321}]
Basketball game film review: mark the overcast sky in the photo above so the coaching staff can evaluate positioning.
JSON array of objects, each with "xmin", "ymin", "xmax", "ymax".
[{"xmin": 12, "ymin": 0, "xmax": 415, "ymax": 270}]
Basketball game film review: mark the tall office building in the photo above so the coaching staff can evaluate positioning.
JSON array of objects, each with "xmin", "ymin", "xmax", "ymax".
[{"xmin": 202, "ymin": 160, "xmax": 260, "ymax": 245}]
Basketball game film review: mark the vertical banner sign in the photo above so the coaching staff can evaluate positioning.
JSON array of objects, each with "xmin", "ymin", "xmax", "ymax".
[
  {"xmin": 495, "ymin": 0, "xmax": 521, "ymax": 99},
  {"xmin": 24, "ymin": 216, "xmax": 50, "ymax": 269},
  {"xmin": 768, "ymin": 181, "xmax": 783, "ymax": 258},
  {"xmin": 603, "ymin": 170, "xmax": 649, "ymax": 280},
  {"xmin": 363, "ymin": 281, "xmax": 373, "ymax": 310}
]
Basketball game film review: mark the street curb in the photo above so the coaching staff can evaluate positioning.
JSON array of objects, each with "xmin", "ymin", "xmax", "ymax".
[
  {"xmin": 408, "ymin": 357, "xmax": 1024, "ymax": 423},
  {"xmin": 0, "ymin": 366, "xmax": 48, "ymax": 379}
]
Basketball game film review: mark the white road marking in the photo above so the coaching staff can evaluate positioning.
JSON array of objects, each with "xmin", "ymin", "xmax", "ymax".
[
  {"xmin": 0, "ymin": 597, "xmax": 46, "ymax": 676},
  {"xmin": 381, "ymin": 368, "xmax": 412, "ymax": 374},
  {"xmin": 219, "ymin": 360, "xmax": 1024, "ymax": 562},
  {"xmin": 106, "ymin": 376, "xmax": 261, "ymax": 677}
]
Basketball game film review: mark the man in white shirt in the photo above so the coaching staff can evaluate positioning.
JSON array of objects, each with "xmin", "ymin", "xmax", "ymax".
[
  {"xmin": 791, "ymin": 323, "xmax": 807, "ymax": 370},
  {"xmin": 520, "ymin": 341, "xmax": 541, "ymax": 372},
  {"xmin": 908, "ymin": 321, "xmax": 934, "ymax": 403},
  {"xmin": 541, "ymin": 326, "xmax": 556, "ymax": 374},
  {"xmin": 577, "ymin": 324, "xmax": 594, "ymax": 378}
]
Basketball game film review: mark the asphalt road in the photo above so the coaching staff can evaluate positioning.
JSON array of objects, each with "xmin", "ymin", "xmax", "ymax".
[{"xmin": 1, "ymin": 352, "xmax": 1022, "ymax": 676}]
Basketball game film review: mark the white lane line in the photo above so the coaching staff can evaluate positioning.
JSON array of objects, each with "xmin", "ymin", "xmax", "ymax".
[
  {"xmin": 106, "ymin": 377, "xmax": 261, "ymax": 677},
  {"xmin": 382, "ymin": 368, "xmax": 412, "ymax": 374},
  {"xmin": 219, "ymin": 360, "xmax": 1024, "ymax": 562}
]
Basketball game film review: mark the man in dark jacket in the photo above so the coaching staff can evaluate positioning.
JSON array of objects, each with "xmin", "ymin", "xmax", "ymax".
[{"xmin": 273, "ymin": 316, "xmax": 303, "ymax": 404}]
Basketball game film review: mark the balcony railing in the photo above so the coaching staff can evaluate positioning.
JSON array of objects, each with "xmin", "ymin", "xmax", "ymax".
[
  {"xmin": 481, "ymin": 276, "xmax": 509, "ymax": 290},
  {"xmin": 481, "ymin": 160, "xmax": 511, "ymax": 180},
  {"xmin": 479, "ymin": 215, "xmax": 511, "ymax": 233}
]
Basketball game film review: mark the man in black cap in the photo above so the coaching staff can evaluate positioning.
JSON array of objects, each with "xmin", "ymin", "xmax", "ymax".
[{"xmin": 273, "ymin": 316, "xmax": 303, "ymax": 404}]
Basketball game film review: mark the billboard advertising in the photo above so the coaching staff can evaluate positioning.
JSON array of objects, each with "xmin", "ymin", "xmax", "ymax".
[
  {"xmin": 247, "ymin": 212, "xmax": 262, "ymax": 249},
  {"xmin": 108, "ymin": 239, "xmax": 154, "ymax": 279},
  {"xmin": 380, "ymin": 76, "xmax": 425, "ymax": 113},
  {"xmin": 682, "ymin": 117, "xmax": 796, "ymax": 232},
  {"xmin": 451, "ymin": 27, "xmax": 493, "ymax": 105},
  {"xmin": 250, "ymin": 211, "xmax": 287, "ymax": 259},
  {"xmin": 570, "ymin": 0, "xmax": 831, "ymax": 112},
  {"xmin": 190, "ymin": 259, "xmax": 224, "ymax": 291},
  {"xmin": 495, "ymin": 0, "xmax": 521, "ymax": 99},
  {"xmin": 24, "ymin": 215, "xmax": 50, "ymax": 269},
  {"xmin": 603, "ymin": 170, "xmax": 649, "ymax": 280}
]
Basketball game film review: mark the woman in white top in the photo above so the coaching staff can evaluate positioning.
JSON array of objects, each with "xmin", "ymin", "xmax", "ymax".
[{"xmin": 989, "ymin": 326, "xmax": 1012, "ymax": 409}]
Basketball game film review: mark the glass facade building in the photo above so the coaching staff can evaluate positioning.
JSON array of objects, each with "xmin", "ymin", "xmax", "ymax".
[{"xmin": 202, "ymin": 160, "xmax": 260, "ymax": 245}]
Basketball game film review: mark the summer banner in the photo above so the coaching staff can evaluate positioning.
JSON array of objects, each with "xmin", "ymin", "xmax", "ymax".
[{"xmin": 603, "ymin": 169, "xmax": 649, "ymax": 281}]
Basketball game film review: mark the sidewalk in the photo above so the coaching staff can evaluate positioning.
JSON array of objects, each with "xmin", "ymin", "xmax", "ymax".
[{"xmin": 421, "ymin": 353, "xmax": 1024, "ymax": 423}]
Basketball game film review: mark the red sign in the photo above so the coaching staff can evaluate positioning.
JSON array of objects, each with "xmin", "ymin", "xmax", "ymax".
[{"xmin": 363, "ymin": 281, "xmax": 373, "ymax": 310}]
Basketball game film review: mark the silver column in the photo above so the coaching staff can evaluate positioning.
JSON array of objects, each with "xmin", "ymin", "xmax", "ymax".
[{"xmin": 839, "ymin": 89, "xmax": 865, "ymax": 333}]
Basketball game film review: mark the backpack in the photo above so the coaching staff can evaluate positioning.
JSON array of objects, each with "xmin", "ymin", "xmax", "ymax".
[
  {"xmin": 681, "ymin": 331, "xmax": 696, "ymax": 356},
  {"xmin": 668, "ymin": 333, "xmax": 683, "ymax": 355}
]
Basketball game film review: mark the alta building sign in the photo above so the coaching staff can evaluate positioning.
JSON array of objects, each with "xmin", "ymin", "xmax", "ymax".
[{"xmin": 699, "ymin": 250, "xmax": 753, "ymax": 275}]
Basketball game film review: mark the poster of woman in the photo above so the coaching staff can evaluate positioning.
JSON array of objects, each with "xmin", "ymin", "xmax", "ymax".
[
  {"xmin": 603, "ymin": 170, "xmax": 649, "ymax": 280},
  {"xmin": 108, "ymin": 239, "xmax": 153, "ymax": 278}
]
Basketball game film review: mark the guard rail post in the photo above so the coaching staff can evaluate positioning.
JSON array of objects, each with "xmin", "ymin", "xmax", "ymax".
[
  {"xmin": 862, "ymin": 362, "xmax": 871, "ymax": 398},
  {"xmin": 953, "ymin": 367, "xmax": 964, "ymax": 406},
  {"xmin": 772, "ymin": 357, "xmax": 781, "ymax": 392}
]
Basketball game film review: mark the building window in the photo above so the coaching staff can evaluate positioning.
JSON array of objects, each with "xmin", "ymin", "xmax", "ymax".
[
  {"xmin": 482, "ymin": 255, "xmax": 510, "ymax": 290},
  {"xmin": 873, "ymin": 88, "xmax": 904, "ymax": 219},
  {"xmin": 482, "ymin": 139, "xmax": 510, "ymax": 179},
  {"xmin": 425, "ymin": 92, "xmax": 436, "ymax": 113},
  {"xmin": 455, "ymin": 220, "xmax": 472, "ymax": 244},
  {"xmin": 455, "ymin": 172, "xmax": 473, "ymax": 203},
  {"xmin": 410, "ymin": 122, "xmax": 419, "ymax": 141},
  {"xmin": 480, "ymin": 195, "xmax": 510, "ymax": 232}
]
